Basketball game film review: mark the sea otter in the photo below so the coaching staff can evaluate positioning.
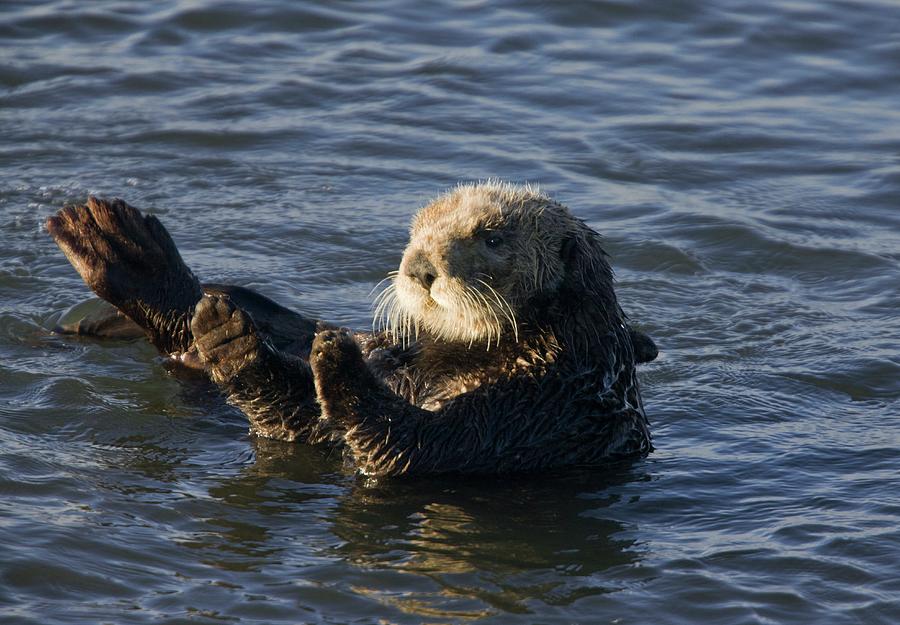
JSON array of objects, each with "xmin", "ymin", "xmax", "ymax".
[{"xmin": 47, "ymin": 182, "xmax": 657, "ymax": 476}]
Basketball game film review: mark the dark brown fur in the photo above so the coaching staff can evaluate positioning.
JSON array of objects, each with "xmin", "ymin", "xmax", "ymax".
[{"xmin": 47, "ymin": 188, "xmax": 655, "ymax": 476}]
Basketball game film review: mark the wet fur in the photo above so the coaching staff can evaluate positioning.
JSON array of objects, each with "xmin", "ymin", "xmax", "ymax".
[{"xmin": 47, "ymin": 184, "xmax": 655, "ymax": 476}]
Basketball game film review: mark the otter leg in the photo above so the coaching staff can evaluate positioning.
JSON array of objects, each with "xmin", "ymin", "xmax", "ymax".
[
  {"xmin": 310, "ymin": 329, "xmax": 433, "ymax": 475},
  {"xmin": 191, "ymin": 295, "xmax": 326, "ymax": 443},
  {"xmin": 46, "ymin": 197, "xmax": 203, "ymax": 355}
]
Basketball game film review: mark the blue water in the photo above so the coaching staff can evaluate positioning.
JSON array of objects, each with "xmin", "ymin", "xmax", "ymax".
[{"xmin": 2, "ymin": 1, "xmax": 899, "ymax": 623}]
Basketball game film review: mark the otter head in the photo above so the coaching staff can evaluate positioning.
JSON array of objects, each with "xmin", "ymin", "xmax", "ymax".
[{"xmin": 374, "ymin": 181, "xmax": 616, "ymax": 347}]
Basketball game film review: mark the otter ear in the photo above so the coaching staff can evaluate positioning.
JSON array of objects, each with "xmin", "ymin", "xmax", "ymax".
[
  {"xmin": 559, "ymin": 226, "xmax": 613, "ymax": 293},
  {"xmin": 560, "ymin": 231, "xmax": 593, "ymax": 273}
]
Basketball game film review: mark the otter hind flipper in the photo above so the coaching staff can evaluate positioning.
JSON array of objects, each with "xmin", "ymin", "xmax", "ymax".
[
  {"xmin": 54, "ymin": 297, "xmax": 145, "ymax": 340},
  {"xmin": 47, "ymin": 197, "xmax": 203, "ymax": 354}
]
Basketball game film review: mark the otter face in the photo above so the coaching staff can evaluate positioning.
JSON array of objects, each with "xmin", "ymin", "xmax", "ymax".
[{"xmin": 374, "ymin": 182, "xmax": 572, "ymax": 347}]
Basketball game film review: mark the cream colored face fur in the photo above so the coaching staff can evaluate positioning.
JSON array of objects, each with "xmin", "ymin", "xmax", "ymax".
[{"xmin": 374, "ymin": 181, "xmax": 573, "ymax": 347}]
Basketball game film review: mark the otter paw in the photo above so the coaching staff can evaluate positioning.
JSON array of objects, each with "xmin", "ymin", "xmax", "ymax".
[
  {"xmin": 309, "ymin": 329, "xmax": 371, "ymax": 427},
  {"xmin": 47, "ymin": 196, "xmax": 195, "ymax": 308},
  {"xmin": 191, "ymin": 295, "xmax": 265, "ymax": 384},
  {"xmin": 310, "ymin": 329, "xmax": 365, "ymax": 378},
  {"xmin": 310, "ymin": 328, "xmax": 372, "ymax": 400}
]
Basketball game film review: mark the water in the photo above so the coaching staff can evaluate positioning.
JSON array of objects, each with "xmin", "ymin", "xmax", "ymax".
[{"xmin": 2, "ymin": 0, "xmax": 899, "ymax": 622}]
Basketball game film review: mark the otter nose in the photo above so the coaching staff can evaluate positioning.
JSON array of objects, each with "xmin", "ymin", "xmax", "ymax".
[{"xmin": 405, "ymin": 254, "xmax": 437, "ymax": 291}]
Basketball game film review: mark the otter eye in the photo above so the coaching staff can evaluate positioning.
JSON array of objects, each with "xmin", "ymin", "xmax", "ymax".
[{"xmin": 485, "ymin": 234, "xmax": 503, "ymax": 248}]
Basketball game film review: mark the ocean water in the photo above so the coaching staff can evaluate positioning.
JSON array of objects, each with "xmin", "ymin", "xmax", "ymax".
[{"xmin": 2, "ymin": 0, "xmax": 899, "ymax": 623}]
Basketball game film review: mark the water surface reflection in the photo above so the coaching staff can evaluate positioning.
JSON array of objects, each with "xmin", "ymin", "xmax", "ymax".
[{"xmin": 219, "ymin": 438, "xmax": 650, "ymax": 618}]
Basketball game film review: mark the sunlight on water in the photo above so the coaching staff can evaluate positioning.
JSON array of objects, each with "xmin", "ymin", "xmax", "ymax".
[{"xmin": 1, "ymin": 0, "xmax": 899, "ymax": 623}]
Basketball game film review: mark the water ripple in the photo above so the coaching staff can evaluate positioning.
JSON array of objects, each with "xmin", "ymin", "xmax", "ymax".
[{"xmin": 2, "ymin": 0, "xmax": 900, "ymax": 623}]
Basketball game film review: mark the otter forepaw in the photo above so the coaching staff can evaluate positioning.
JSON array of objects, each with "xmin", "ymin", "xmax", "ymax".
[
  {"xmin": 191, "ymin": 295, "xmax": 266, "ymax": 384},
  {"xmin": 309, "ymin": 329, "xmax": 376, "ymax": 424},
  {"xmin": 310, "ymin": 328, "xmax": 367, "ymax": 379}
]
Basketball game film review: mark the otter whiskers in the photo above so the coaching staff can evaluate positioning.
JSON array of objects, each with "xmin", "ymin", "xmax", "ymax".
[
  {"xmin": 372, "ymin": 272, "xmax": 418, "ymax": 347},
  {"xmin": 475, "ymin": 278, "xmax": 519, "ymax": 344},
  {"xmin": 374, "ymin": 271, "xmax": 519, "ymax": 350}
]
